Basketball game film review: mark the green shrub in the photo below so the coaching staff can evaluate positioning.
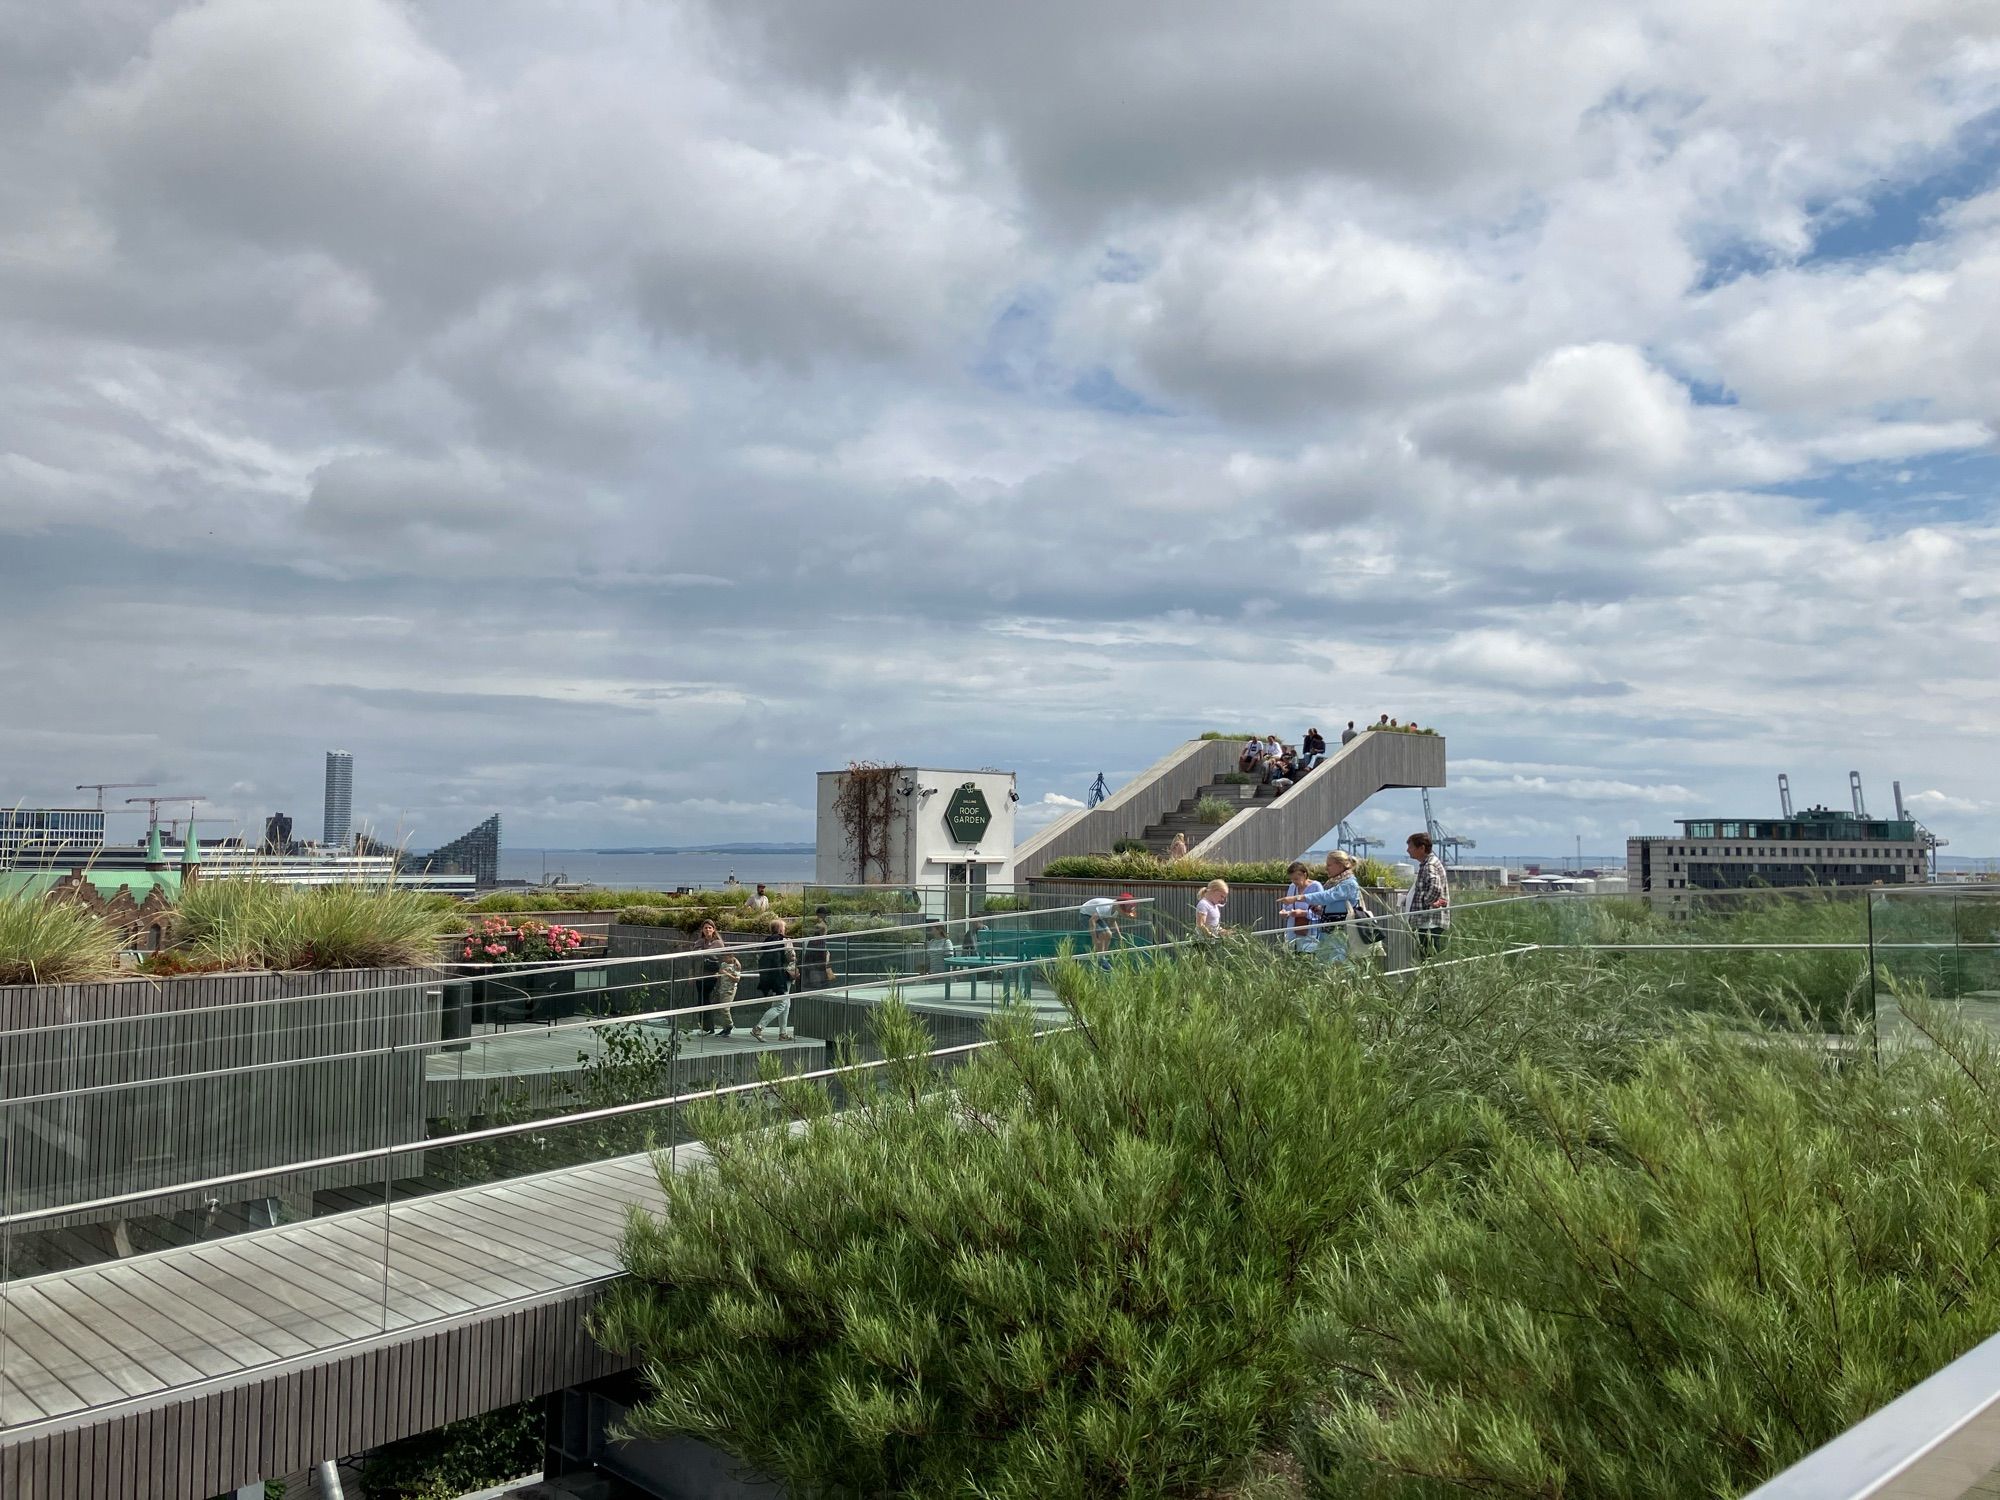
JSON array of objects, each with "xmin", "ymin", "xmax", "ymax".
[
  {"xmin": 1112, "ymin": 837, "xmax": 1150, "ymax": 854},
  {"xmin": 1195, "ymin": 796, "xmax": 1237, "ymax": 825},
  {"xmin": 595, "ymin": 961, "xmax": 1471, "ymax": 1498},
  {"xmin": 1214, "ymin": 771, "xmax": 1259, "ymax": 785},
  {"xmin": 1201, "ymin": 730, "xmax": 1266, "ymax": 740},
  {"xmin": 1041, "ymin": 853, "xmax": 1405, "ymax": 889},
  {"xmin": 0, "ymin": 890, "xmax": 124, "ymax": 984},
  {"xmin": 171, "ymin": 879, "xmax": 448, "ymax": 970},
  {"xmin": 357, "ymin": 1401, "xmax": 542, "ymax": 1499},
  {"xmin": 588, "ymin": 940, "xmax": 2000, "ymax": 1498},
  {"xmin": 1301, "ymin": 1001, "xmax": 2000, "ymax": 1497}
]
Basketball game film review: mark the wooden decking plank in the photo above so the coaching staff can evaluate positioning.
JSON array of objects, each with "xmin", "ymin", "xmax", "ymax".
[
  {"xmin": 40, "ymin": 1270, "xmax": 225, "ymax": 1383},
  {"xmin": 296, "ymin": 1217, "xmax": 476, "ymax": 1321},
  {"xmin": 3, "ymin": 1285, "xmax": 165, "ymax": 1403},
  {"xmin": 372, "ymin": 1215, "xmax": 559, "ymax": 1304},
  {"xmin": 0, "ymin": 1349, "xmax": 60, "ymax": 1423},
  {"xmin": 245, "ymin": 1224, "xmax": 451, "ymax": 1328},
  {"xmin": 115, "ymin": 1258, "xmax": 318, "ymax": 1361},
  {"xmin": 420, "ymin": 1183, "xmax": 628, "ymax": 1262},
  {"xmin": 405, "ymin": 1192, "xmax": 618, "ymax": 1276},
  {"xmin": 93, "ymin": 1259, "xmax": 293, "ymax": 1369},
  {"xmin": 495, "ymin": 1172, "xmax": 654, "ymax": 1231},
  {"xmin": 186, "ymin": 1248, "xmax": 376, "ymax": 1352}
]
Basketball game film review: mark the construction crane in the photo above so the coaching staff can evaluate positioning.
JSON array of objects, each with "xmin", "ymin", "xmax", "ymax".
[
  {"xmin": 1894, "ymin": 780, "xmax": 1949, "ymax": 882},
  {"xmin": 1849, "ymin": 770, "xmax": 1870, "ymax": 819},
  {"xmin": 125, "ymin": 794, "xmax": 207, "ymax": 839},
  {"xmin": 75, "ymin": 781, "xmax": 154, "ymax": 811},
  {"xmin": 1421, "ymin": 788, "xmax": 1477, "ymax": 866},
  {"xmin": 1336, "ymin": 820, "xmax": 1383, "ymax": 858},
  {"xmin": 1778, "ymin": 773, "xmax": 1793, "ymax": 818}
]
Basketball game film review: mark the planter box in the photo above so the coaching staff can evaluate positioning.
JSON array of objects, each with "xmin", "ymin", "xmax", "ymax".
[{"xmin": 0, "ymin": 967, "xmax": 445, "ymax": 1235}]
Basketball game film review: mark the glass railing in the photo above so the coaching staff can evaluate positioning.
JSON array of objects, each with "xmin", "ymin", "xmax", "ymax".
[
  {"xmin": 4, "ymin": 901, "xmax": 1908, "ymax": 1435},
  {"xmin": 0, "ymin": 924, "xmax": 1260, "ymax": 1429},
  {"xmin": 1869, "ymin": 883, "xmax": 2000, "ymax": 1051}
]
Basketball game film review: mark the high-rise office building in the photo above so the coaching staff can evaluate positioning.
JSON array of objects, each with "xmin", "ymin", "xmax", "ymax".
[
  {"xmin": 0, "ymin": 807, "xmax": 106, "ymax": 867},
  {"xmin": 262, "ymin": 812, "xmax": 295, "ymax": 855},
  {"xmin": 323, "ymin": 752, "xmax": 353, "ymax": 850}
]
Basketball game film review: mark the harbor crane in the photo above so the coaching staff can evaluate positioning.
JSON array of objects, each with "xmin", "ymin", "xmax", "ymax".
[
  {"xmin": 1850, "ymin": 770, "xmax": 1870, "ymax": 819},
  {"xmin": 75, "ymin": 782, "xmax": 155, "ymax": 811},
  {"xmin": 1086, "ymin": 773, "xmax": 1111, "ymax": 809},
  {"xmin": 1778, "ymin": 773, "xmax": 1793, "ymax": 818},
  {"xmin": 1421, "ymin": 788, "xmax": 1477, "ymax": 866},
  {"xmin": 1336, "ymin": 820, "xmax": 1383, "ymax": 859},
  {"xmin": 1893, "ymin": 780, "xmax": 1949, "ymax": 881}
]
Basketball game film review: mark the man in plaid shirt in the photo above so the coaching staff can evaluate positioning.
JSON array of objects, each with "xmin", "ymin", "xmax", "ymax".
[{"xmin": 1405, "ymin": 831, "xmax": 1451, "ymax": 958}]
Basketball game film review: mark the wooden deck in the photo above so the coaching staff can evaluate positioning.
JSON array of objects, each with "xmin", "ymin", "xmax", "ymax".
[{"xmin": 0, "ymin": 1146, "xmax": 677, "ymax": 1439}]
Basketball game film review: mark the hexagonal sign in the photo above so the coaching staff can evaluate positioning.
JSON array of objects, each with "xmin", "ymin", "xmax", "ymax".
[{"xmin": 944, "ymin": 782, "xmax": 993, "ymax": 844}]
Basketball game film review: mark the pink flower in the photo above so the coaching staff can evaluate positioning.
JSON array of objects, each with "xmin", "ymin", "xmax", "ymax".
[{"xmin": 483, "ymin": 943, "xmax": 506, "ymax": 956}]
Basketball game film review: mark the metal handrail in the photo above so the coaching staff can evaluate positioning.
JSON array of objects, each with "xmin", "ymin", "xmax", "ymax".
[
  {"xmin": 0, "ymin": 940, "xmax": 1116, "ymax": 1109},
  {"xmin": 0, "ymin": 922, "xmax": 1299, "ymax": 1230},
  {"xmin": 0, "ymin": 898, "xmax": 1154, "ymax": 1042},
  {"xmin": 1743, "ymin": 1324, "xmax": 2000, "ymax": 1499}
]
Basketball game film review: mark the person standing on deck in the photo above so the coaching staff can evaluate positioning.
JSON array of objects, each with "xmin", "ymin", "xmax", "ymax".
[
  {"xmin": 1405, "ymin": 832, "xmax": 1451, "ymax": 958},
  {"xmin": 753, "ymin": 917, "xmax": 798, "ymax": 1041}
]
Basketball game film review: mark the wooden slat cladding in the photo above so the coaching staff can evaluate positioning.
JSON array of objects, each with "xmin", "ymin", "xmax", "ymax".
[
  {"xmin": 0, "ymin": 1292, "xmax": 626, "ymax": 1500},
  {"xmin": 0, "ymin": 968, "xmax": 443, "ymax": 1231}
]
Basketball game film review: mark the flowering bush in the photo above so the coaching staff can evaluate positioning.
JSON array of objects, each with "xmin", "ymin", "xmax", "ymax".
[{"xmin": 459, "ymin": 916, "xmax": 586, "ymax": 964}]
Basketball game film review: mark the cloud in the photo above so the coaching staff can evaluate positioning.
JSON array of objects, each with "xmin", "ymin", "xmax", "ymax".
[
  {"xmin": 0, "ymin": 0, "xmax": 1996, "ymax": 857},
  {"xmin": 1903, "ymin": 788, "xmax": 1994, "ymax": 815}
]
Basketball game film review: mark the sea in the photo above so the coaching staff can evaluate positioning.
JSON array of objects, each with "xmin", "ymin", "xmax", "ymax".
[{"xmin": 497, "ymin": 849, "xmax": 817, "ymax": 891}]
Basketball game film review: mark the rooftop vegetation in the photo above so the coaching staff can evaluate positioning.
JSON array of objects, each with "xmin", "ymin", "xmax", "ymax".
[
  {"xmin": 0, "ymin": 885, "xmax": 124, "ymax": 984},
  {"xmin": 167, "ymin": 878, "xmax": 448, "ymax": 971},
  {"xmin": 1042, "ymin": 852, "xmax": 1405, "ymax": 888},
  {"xmin": 596, "ymin": 937, "xmax": 1997, "ymax": 1497}
]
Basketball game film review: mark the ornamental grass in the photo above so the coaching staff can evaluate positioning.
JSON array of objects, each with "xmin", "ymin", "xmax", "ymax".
[
  {"xmin": 0, "ymin": 888, "xmax": 124, "ymax": 985},
  {"xmin": 170, "ymin": 878, "xmax": 447, "ymax": 970}
]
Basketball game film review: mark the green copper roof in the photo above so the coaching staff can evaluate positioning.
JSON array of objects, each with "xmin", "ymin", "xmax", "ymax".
[
  {"xmin": 145, "ymin": 823, "xmax": 164, "ymax": 866},
  {"xmin": 0, "ymin": 868, "xmax": 181, "ymax": 901},
  {"xmin": 181, "ymin": 817, "xmax": 201, "ymax": 869}
]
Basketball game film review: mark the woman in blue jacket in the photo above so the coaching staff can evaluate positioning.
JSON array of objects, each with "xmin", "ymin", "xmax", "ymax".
[{"xmin": 1279, "ymin": 850, "xmax": 1365, "ymax": 962}]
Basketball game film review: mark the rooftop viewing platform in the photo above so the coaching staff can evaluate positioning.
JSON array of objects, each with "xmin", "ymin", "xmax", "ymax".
[{"xmin": 4, "ymin": 878, "xmax": 2000, "ymax": 1497}]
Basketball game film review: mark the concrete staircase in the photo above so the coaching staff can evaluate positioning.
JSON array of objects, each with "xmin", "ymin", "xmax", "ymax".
[
  {"xmin": 1189, "ymin": 730, "xmax": 1446, "ymax": 864},
  {"xmin": 1138, "ymin": 781, "xmax": 1279, "ymax": 854}
]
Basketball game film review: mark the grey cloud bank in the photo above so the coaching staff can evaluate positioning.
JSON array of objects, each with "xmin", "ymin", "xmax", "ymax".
[{"xmin": 1, "ymin": 0, "xmax": 1997, "ymax": 855}]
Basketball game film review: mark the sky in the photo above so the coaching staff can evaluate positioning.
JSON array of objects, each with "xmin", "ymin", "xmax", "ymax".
[{"xmin": 2, "ymin": 1, "xmax": 1998, "ymax": 858}]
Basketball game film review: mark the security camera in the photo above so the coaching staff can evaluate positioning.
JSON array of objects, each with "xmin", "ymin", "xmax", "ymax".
[{"xmin": 1007, "ymin": 789, "xmax": 1020, "ymax": 803}]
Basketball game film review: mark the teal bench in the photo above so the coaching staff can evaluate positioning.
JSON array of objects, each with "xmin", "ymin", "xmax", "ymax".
[{"xmin": 939, "ymin": 923, "xmax": 1158, "ymax": 1004}]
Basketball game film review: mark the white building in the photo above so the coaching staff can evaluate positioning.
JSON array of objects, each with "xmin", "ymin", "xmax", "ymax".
[
  {"xmin": 1628, "ymin": 808, "xmax": 1925, "ymax": 913},
  {"xmin": 816, "ymin": 766, "xmax": 1018, "ymax": 898}
]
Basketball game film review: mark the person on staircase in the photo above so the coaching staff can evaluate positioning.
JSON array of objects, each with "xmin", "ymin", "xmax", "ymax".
[
  {"xmin": 1166, "ymin": 831, "xmax": 1190, "ymax": 861},
  {"xmin": 1298, "ymin": 727, "xmax": 1327, "ymax": 771}
]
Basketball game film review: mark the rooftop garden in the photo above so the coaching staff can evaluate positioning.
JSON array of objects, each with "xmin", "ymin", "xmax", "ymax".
[
  {"xmin": 594, "ymin": 934, "xmax": 1996, "ymax": 1499},
  {"xmin": 1043, "ymin": 852, "xmax": 1406, "ymax": 887},
  {"xmin": 0, "ymin": 878, "xmax": 457, "ymax": 981}
]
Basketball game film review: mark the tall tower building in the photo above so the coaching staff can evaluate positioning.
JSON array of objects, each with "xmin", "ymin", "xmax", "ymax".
[{"xmin": 323, "ymin": 751, "xmax": 353, "ymax": 849}]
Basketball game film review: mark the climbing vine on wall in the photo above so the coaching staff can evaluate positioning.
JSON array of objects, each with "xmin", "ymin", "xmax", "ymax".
[{"xmin": 833, "ymin": 761, "xmax": 902, "ymax": 884}]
